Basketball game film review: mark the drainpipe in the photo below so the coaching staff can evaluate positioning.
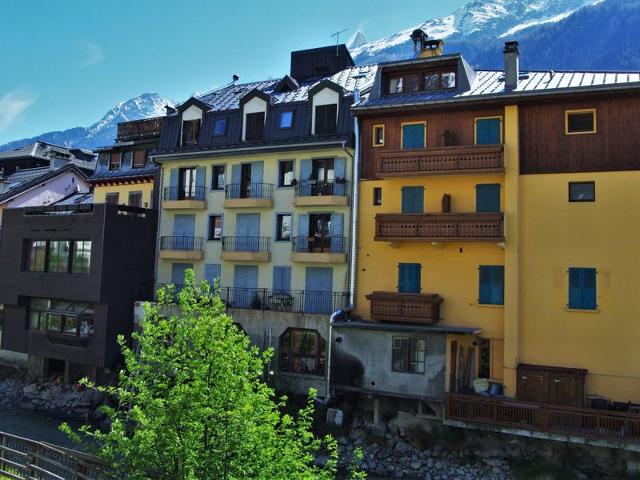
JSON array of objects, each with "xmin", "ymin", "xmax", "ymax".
[
  {"xmin": 348, "ymin": 89, "xmax": 361, "ymax": 309},
  {"xmin": 152, "ymin": 160, "xmax": 163, "ymax": 292},
  {"xmin": 324, "ymin": 308, "xmax": 345, "ymax": 401}
]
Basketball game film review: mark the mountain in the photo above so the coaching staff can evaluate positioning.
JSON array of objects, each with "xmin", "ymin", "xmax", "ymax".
[
  {"xmin": 351, "ymin": 0, "xmax": 640, "ymax": 71},
  {"xmin": 0, "ymin": 93, "xmax": 174, "ymax": 152},
  {"xmin": 347, "ymin": 31, "xmax": 367, "ymax": 50}
]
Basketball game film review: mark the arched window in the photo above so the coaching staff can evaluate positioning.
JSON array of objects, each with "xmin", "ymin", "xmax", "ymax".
[{"xmin": 279, "ymin": 328, "xmax": 326, "ymax": 376}]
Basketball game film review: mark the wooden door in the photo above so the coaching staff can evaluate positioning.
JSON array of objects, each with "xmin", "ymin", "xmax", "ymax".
[{"xmin": 517, "ymin": 370, "xmax": 548, "ymax": 403}]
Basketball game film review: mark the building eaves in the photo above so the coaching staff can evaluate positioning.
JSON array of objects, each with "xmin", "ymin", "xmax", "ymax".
[{"xmin": 0, "ymin": 164, "xmax": 88, "ymax": 204}]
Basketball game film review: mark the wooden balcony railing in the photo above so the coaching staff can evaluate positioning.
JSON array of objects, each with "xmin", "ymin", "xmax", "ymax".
[
  {"xmin": 117, "ymin": 117, "xmax": 163, "ymax": 141},
  {"xmin": 446, "ymin": 394, "xmax": 640, "ymax": 444},
  {"xmin": 376, "ymin": 145, "xmax": 504, "ymax": 177},
  {"xmin": 366, "ymin": 291, "xmax": 443, "ymax": 324},
  {"xmin": 375, "ymin": 212, "xmax": 504, "ymax": 242}
]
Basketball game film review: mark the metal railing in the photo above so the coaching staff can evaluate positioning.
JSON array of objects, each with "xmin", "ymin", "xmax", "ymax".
[
  {"xmin": 0, "ymin": 430, "xmax": 105, "ymax": 479},
  {"xmin": 291, "ymin": 236, "xmax": 348, "ymax": 254},
  {"xmin": 160, "ymin": 236, "xmax": 204, "ymax": 251},
  {"xmin": 220, "ymin": 287, "xmax": 349, "ymax": 314},
  {"xmin": 224, "ymin": 183, "xmax": 273, "ymax": 200},
  {"xmin": 117, "ymin": 117, "xmax": 163, "ymax": 141},
  {"xmin": 295, "ymin": 179, "xmax": 348, "ymax": 197},
  {"xmin": 24, "ymin": 204, "xmax": 94, "ymax": 216},
  {"xmin": 221, "ymin": 236, "xmax": 271, "ymax": 253},
  {"xmin": 163, "ymin": 186, "xmax": 206, "ymax": 201},
  {"xmin": 446, "ymin": 394, "xmax": 640, "ymax": 444}
]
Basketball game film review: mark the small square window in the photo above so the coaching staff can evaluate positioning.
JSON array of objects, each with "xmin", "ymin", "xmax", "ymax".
[
  {"xmin": 566, "ymin": 109, "xmax": 596, "ymax": 134},
  {"xmin": 279, "ymin": 111, "xmax": 294, "ymax": 129},
  {"xmin": 214, "ymin": 118, "xmax": 226, "ymax": 137},
  {"xmin": 278, "ymin": 160, "xmax": 294, "ymax": 187},
  {"xmin": 211, "ymin": 165, "xmax": 225, "ymax": 190},
  {"xmin": 208, "ymin": 215, "xmax": 223, "ymax": 241},
  {"xmin": 373, "ymin": 125, "xmax": 384, "ymax": 147},
  {"xmin": 441, "ymin": 72, "xmax": 456, "ymax": 88},
  {"xmin": 569, "ymin": 182, "xmax": 595, "ymax": 202},
  {"xmin": 373, "ymin": 187, "xmax": 382, "ymax": 206},
  {"xmin": 105, "ymin": 193, "xmax": 119, "ymax": 205},
  {"xmin": 276, "ymin": 214, "xmax": 292, "ymax": 241}
]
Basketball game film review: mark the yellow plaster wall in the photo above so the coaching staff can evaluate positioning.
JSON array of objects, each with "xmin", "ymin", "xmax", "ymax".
[
  {"xmin": 93, "ymin": 182, "xmax": 155, "ymax": 208},
  {"xmin": 156, "ymin": 147, "xmax": 353, "ymax": 293},
  {"xmin": 356, "ymin": 174, "xmax": 506, "ymax": 340},
  {"xmin": 518, "ymin": 170, "xmax": 640, "ymax": 403}
]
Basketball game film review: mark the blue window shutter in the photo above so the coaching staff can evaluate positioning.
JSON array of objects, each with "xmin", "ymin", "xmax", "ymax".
[
  {"xmin": 169, "ymin": 168, "xmax": 179, "ymax": 200},
  {"xmin": 251, "ymin": 161, "xmax": 264, "ymax": 184},
  {"xmin": 231, "ymin": 164, "xmax": 241, "ymax": 184},
  {"xmin": 171, "ymin": 263, "xmax": 193, "ymax": 286},
  {"xmin": 492, "ymin": 266, "xmax": 504, "ymax": 305},
  {"xmin": 402, "ymin": 124, "xmax": 425, "ymax": 149},
  {"xmin": 204, "ymin": 264, "xmax": 221, "ymax": 287},
  {"xmin": 398, "ymin": 263, "xmax": 421, "ymax": 293},
  {"xmin": 300, "ymin": 159, "xmax": 312, "ymax": 180},
  {"xmin": 330, "ymin": 213, "xmax": 344, "ymax": 253},
  {"xmin": 401, "ymin": 187, "xmax": 424, "ymax": 214},
  {"xmin": 476, "ymin": 184, "xmax": 500, "ymax": 212},
  {"xmin": 334, "ymin": 157, "xmax": 346, "ymax": 179},
  {"xmin": 273, "ymin": 266, "xmax": 291, "ymax": 293},
  {"xmin": 297, "ymin": 214, "xmax": 309, "ymax": 252},
  {"xmin": 476, "ymin": 118, "xmax": 501, "ymax": 145},
  {"xmin": 568, "ymin": 268, "xmax": 582, "ymax": 309},
  {"xmin": 479, "ymin": 267, "xmax": 492, "ymax": 304},
  {"xmin": 196, "ymin": 166, "xmax": 206, "ymax": 192},
  {"xmin": 582, "ymin": 268, "xmax": 597, "ymax": 310}
]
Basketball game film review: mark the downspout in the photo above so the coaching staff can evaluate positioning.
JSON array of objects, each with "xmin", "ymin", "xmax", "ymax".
[
  {"xmin": 348, "ymin": 89, "xmax": 361, "ymax": 309},
  {"xmin": 152, "ymin": 160, "xmax": 163, "ymax": 293},
  {"xmin": 324, "ymin": 308, "xmax": 345, "ymax": 401}
]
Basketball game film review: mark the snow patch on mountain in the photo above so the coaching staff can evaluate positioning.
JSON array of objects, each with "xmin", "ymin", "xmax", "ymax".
[{"xmin": 347, "ymin": 31, "xmax": 368, "ymax": 50}]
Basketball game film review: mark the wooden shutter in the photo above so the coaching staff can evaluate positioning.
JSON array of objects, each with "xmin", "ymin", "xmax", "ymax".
[
  {"xmin": 476, "ymin": 184, "xmax": 500, "ymax": 212},
  {"xmin": 402, "ymin": 124, "xmax": 425, "ymax": 149},
  {"xmin": 401, "ymin": 186, "xmax": 424, "ymax": 214},
  {"xmin": 273, "ymin": 266, "xmax": 292, "ymax": 293},
  {"xmin": 475, "ymin": 118, "xmax": 501, "ymax": 145},
  {"xmin": 398, "ymin": 263, "xmax": 421, "ymax": 293},
  {"xmin": 568, "ymin": 268, "xmax": 582, "ymax": 309},
  {"xmin": 315, "ymin": 104, "xmax": 337, "ymax": 135},
  {"xmin": 330, "ymin": 213, "xmax": 344, "ymax": 253},
  {"xmin": 133, "ymin": 150, "xmax": 146, "ymax": 168},
  {"xmin": 246, "ymin": 112, "xmax": 265, "ymax": 141},
  {"xmin": 492, "ymin": 266, "xmax": 505, "ymax": 305},
  {"xmin": 204, "ymin": 264, "xmax": 221, "ymax": 286},
  {"xmin": 582, "ymin": 268, "xmax": 597, "ymax": 309}
]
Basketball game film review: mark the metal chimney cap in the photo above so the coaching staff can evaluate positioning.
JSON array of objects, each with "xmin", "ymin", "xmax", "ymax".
[
  {"xmin": 503, "ymin": 41, "xmax": 519, "ymax": 54},
  {"xmin": 410, "ymin": 29, "xmax": 427, "ymax": 42}
]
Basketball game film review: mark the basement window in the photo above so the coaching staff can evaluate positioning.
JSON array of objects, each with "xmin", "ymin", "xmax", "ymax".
[
  {"xmin": 565, "ymin": 109, "xmax": 596, "ymax": 135},
  {"xmin": 392, "ymin": 337, "xmax": 425, "ymax": 374}
]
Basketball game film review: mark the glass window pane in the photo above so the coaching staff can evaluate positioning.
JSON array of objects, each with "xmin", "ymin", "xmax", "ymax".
[
  {"xmin": 424, "ymin": 73, "xmax": 440, "ymax": 90},
  {"xmin": 404, "ymin": 74, "xmax": 420, "ymax": 92},
  {"xmin": 389, "ymin": 77, "xmax": 403, "ymax": 94},
  {"xmin": 442, "ymin": 72, "xmax": 456, "ymax": 88},
  {"xmin": 72, "ymin": 241, "xmax": 91, "ymax": 273},
  {"xmin": 48, "ymin": 241, "xmax": 70, "ymax": 273},
  {"xmin": 214, "ymin": 118, "xmax": 226, "ymax": 136},
  {"xmin": 569, "ymin": 182, "xmax": 595, "ymax": 202},
  {"xmin": 279, "ymin": 111, "xmax": 293, "ymax": 129},
  {"xmin": 47, "ymin": 314, "xmax": 62, "ymax": 333},
  {"xmin": 567, "ymin": 112, "xmax": 595, "ymax": 133}
]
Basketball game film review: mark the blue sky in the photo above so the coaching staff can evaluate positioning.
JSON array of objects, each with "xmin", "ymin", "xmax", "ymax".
[{"xmin": 0, "ymin": 0, "xmax": 467, "ymax": 145}]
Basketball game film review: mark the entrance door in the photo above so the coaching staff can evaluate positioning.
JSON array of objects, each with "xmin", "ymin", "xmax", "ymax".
[
  {"xmin": 233, "ymin": 265, "xmax": 259, "ymax": 308},
  {"xmin": 312, "ymin": 158, "xmax": 335, "ymax": 195},
  {"xmin": 305, "ymin": 267, "xmax": 333, "ymax": 314},
  {"xmin": 173, "ymin": 214, "xmax": 195, "ymax": 250},
  {"xmin": 236, "ymin": 213, "xmax": 260, "ymax": 251}
]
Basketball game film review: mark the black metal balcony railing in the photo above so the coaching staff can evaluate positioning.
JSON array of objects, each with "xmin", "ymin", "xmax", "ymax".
[
  {"xmin": 224, "ymin": 182, "xmax": 274, "ymax": 200},
  {"xmin": 295, "ymin": 180, "xmax": 348, "ymax": 197},
  {"xmin": 163, "ymin": 186, "xmax": 206, "ymax": 201},
  {"xmin": 160, "ymin": 236, "xmax": 204, "ymax": 251},
  {"xmin": 222, "ymin": 236, "xmax": 271, "ymax": 253},
  {"xmin": 24, "ymin": 204, "xmax": 94, "ymax": 216},
  {"xmin": 291, "ymin": 236, "xmax": 348, "ymax": 254}
]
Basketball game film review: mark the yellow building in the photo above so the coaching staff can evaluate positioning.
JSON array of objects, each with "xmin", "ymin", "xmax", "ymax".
[
  {"xmin": 152, "ymin": 45, "xmax": 376, "ymax": 395},
  {"xmin": 346, "ymin": 33, "xmax": 640, "ymax": 428}
]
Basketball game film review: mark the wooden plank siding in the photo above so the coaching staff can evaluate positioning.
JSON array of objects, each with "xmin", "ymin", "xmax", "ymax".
[
  {"xmin": 519, "ymin": 96, "xmax": 640, "ymax": 174},
  {"xmin": 360, "ymin": 107, "xmax": 504, "ymax": 179}
]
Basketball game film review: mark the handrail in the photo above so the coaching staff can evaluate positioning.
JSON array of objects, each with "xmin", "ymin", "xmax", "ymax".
[
  {"xmin": 295, "ymin": 179, "xmax": 349, "ymax": 197},
  {"xmin": 291, "ymin": 235, "xmax": 348, "ymax": 254},
  {"xmin": 160, "ymin": 236, "xmax": 204, "ymax": 251},
  {"xmin": 221, "ymin": 236, "xmax": 271, "ymax": 253},
  {"xmin": 163, "ymin": 186, "xmax": 206, "ymax": 201},
  {"xmin": 224, "ymin": 183, "xmax": 274, "ymax": 199}
]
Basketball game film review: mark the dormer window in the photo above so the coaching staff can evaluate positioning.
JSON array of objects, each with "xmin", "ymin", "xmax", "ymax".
[
  {"xmin": 388, "ymin": 69, "xmax": 457, "ymax": 94},
  {"xmin": 389, "ymin": 74, "xmax": 420, "ymax": 94},
  {"xmin": 315, "ymin": 104, "xmax": 337, "ymax": 135},
  {"xmin": 424, "ymin": 71, "xmax": 456, "ymax": 90},
  {"xmin": 182, "ymin": 119, "xmax": 200, "ymax": 146},
  {"xmin": 279, "ymin": 111, "xmax": 294, "ymax": 129},
  {"xmin": 213, "ymin": 118, "xmax": 226, "ymax": 137},
  {"xmin": 245, "ymin": 112, "xmax": 265, "ymax": 141},
  {"xmin": 109, "ymin": 152, "xmax": 121, "ymax": 171}
]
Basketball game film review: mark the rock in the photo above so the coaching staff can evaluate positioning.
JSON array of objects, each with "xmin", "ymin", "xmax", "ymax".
[
  {"xmin": 338, "ymin": 436, "xmax": 349, "ymax": 446},
  {"xmin": 22, "ymin": 383, "xmax": 37, "ymax": 394},
  {"xmin": 19, "ymin": 401, "xmax": 36, "ymax": 411},
  {"xmin": 410, "ymin": 460, "xmax": 422, "ymax": 470},
  {"xmin": 394, "ymin": 440, "xmax": 411, "ymax": 453}
]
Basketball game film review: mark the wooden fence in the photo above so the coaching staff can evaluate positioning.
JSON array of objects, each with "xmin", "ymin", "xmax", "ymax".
[
  {"xmin": 0, "ymin": 431, "xmax": 105, "ymax": 479},
  {"xmin": 446, "ymin": 394, "xmax": 640, "ymax": 444}
]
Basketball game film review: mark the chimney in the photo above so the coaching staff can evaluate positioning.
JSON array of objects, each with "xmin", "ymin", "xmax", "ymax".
[
  {"xmin": 503, "ymin": 41, "xmax": 520, "ymax": 90},
  {"xmin": 410, "ymin": 29, "xmax": 444, "ymax": 58}
]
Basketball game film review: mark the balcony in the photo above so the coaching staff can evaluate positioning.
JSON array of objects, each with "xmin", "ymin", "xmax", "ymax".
[
  {"xmin": 221, "ymin": 236, "xmax": 271, "ymax": 262},
  {"xmin": 446, "ymin": 394, "xmax": 640, "ymax": 445},
  {"xmin": 375, "ymin": 212, "xmax": 504, "ymax": 243},
  {"xmin": 376, "ymin": 145, "xmax": 504, "ymax": 177},
  {"xmin": 291, "ymin": 236, "xmax": 348, "ymax": 263},
  {"xmin": 366, "ymin": 291, "xmax": 443, "ymax": 324},
  {"xmin": 159, "ymin": 236, "xmax": 204, "ymax": 260},
  {"xmin": 163, "ymin": 186, "xmax": 207, "ymax": 209},
  {"xmin": 293, "ymin": 180, "xmax": 349, "ymax": 207},
  {"xmin": 117, "ymin": 117, "xmax": 163, "ymax": 142},
  {"xmin": 224, "ymin": 183, "xmax": 274, "ymax": 208},
  {"xmin": 220, "ymin": 287, "xmax": 349, "ymax": 315}
]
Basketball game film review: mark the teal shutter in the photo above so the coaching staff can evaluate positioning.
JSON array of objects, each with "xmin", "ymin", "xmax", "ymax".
[
  {"xmin": 398, "ymin": 263, "xmax": 421, "ymax": 293},
  {"xmin": 479, "ymin": 266, "xmax": 504, "ymax": 305},
  {"xmin": 273, "ymin": 266, "xmax": 291, "ymax": 293},
  {"xmin": 204, "ymin": 264, "xmax": 221, "ymax": 287},
  {"xmin": 402, "ymin": 124, "xmax": 425, "ymax": 149},
  {"xmin": 330, "ymin": 213, "xmax": 344, "ymax": 253},
  {"xmin": 476, "ymin": 184, "xmax": 500, "ymax": 212},
  {"xmin": 492, "ymin": 266, "xmax": 504, "ymax": 305},
  {"xmin": 568, "ymin": 268, "xmax": 582, "ymax": 309},
  {"xmin": 569, "ymin": 268, "xmax": 596, "ymax": 309},
  {"xmin": 401, "ymin": 187, "xmax": 424, "ymax": 214},
  {"xmin": 479, "ymin": 267, "xmax": 492, "ymax": 304},
  {"xmin": 169, "ymin": 168, "xmax": 179, "ymax": 200},
  {"xmin": 196, "ymin": 166, "xmax": 206, "ymax": 198},
  {"xmin": 476, "ymin": 118, "xmax": 501, "ymax": 145},
  {"xmin": 296, "ymin": 214, "xmax": 309, "ymax": 252},
  {"xmin": 334, "ymin": 157, "xmax": 347, "ymax": 195},
  {"xmin": 251, "ymin": 161, "xmax": 264, "ymax": 183},
  {"xmin": 300, "ymin": 159, "xmax": 312, "ymax": 180}
]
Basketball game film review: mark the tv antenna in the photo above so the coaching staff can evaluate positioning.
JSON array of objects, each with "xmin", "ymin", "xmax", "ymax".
[{"xmin": 330, "ymin": 28, "xmax": 349, "ymax": 56}]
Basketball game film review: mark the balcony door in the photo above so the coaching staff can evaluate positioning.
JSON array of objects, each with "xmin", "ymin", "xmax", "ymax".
[
  {"xmin": 233, "ymin": 265, "xmax": 259, "ymax": 309},
  {"xmin": 179, "ymin": 167, "xmax": 197, "ymax": 199},
  {"xmin": 171, "ymin": 263, "xmax": 193, "ymax": 287},
  {"xmin": 308, "ymin": 213, "xmax": 331, "ymax": 253},
  {"xmin": 173, "ymin": 214, "xmax": 195, "ymax": 250},
  {"xmin": 236, "ymin": 213, "xmax": 260, "ymax": 251},
  {"xmin": 305, "ymin": 267, "xmax": 333, "ymax": 314}
]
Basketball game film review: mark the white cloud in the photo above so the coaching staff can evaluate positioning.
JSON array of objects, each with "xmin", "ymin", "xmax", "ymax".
[
  {"xmin": 0, "ymin": 89, "xmax": 37, "ymax": 131},
  {"xmin": 77, "ymin": 42, "xmax": 105, "ymax": 68}
]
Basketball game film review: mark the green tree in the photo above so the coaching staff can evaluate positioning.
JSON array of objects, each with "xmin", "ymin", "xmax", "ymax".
[{"xmin": 64, "ymin": 270, "xmax": 362, "ymax": 479}]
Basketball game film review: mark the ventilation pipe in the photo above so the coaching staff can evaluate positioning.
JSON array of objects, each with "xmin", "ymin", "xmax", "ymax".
[{"xmin": 503, "ymin": 41, "xmax": 520, "ymax": 90}]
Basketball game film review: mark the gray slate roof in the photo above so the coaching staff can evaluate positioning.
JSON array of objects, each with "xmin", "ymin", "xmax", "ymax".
[
  {"xmin": 0, "ymin": 141, "xmax": 96, "ymax": 171},
  {"xmin": 0, "ymin": 164, "xmax": 88, "ymax": 203}
]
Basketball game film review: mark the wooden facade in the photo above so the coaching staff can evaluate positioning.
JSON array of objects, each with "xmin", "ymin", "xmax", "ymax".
[
  {"xmin": 359, "ymin": 107, "xmax": 504, "ymax": 179},
  {"xmin": 519, "ymin": 96, "xmax": 640, "ymax": 174}
]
